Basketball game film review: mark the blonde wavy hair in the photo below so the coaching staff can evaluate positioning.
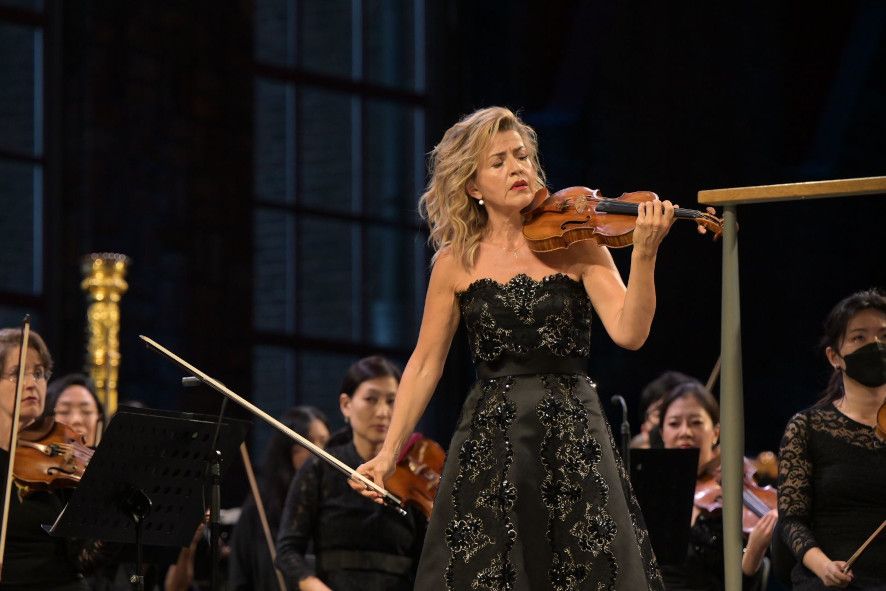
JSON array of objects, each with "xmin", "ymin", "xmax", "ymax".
[{"xmin": 419, "ymin": 106, "xmax": 547, "ymax": 270}]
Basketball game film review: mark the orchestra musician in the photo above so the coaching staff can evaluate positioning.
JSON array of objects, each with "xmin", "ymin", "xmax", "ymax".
[
  {"xmin": 352, "ymin": 106, "xmax": 678, "ymax": 589},
  {"xmin": 229, "ymin": 406, "xmax": 330, "ymax": 590},
  {"xmin": 276, "ymin": 356, "xmax": 426, "ymax": 591},
  {"xmin": 0, "ymin": 328, "xmax": 110, "ymax": 591},
  {"xmin": 631, "ymin": 370, "xmax": 700, "ymax": 449},
  {"xmin": 659, "ymin": 381, "xmax": 775, "ymax": 591},
  {"xmin": 777, "ymin": 288, "xmax": 886, "ymax": 589},
  {"xmin": 45, "ymin": 373, "xmax": 105, "ymax": 448}
]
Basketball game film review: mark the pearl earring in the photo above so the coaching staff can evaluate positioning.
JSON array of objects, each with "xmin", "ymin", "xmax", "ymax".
[{"xmin": 478, "ymin": 198, "xmax": 485, "ymax": 206}]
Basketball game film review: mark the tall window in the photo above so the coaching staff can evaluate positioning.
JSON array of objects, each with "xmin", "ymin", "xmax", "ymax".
[
  {"xmin": 0, "ymin": 1, "xmax": 46, "ymax": 329},
  {"xmin": 252, "ymin": 1, "xmax": 427, "ymax": 449}
]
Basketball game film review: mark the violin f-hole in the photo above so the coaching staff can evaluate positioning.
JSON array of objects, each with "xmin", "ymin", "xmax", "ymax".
[{"xmin": 560, "ymin": 217, "xmax": 591, "ymax": 230}]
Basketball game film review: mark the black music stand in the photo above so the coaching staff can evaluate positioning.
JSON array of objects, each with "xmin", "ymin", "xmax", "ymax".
[
  {"xmin": 629, "ymin": 448, "xmax": 698, "ymax": 565},
  {"xmin": 47, "ymin": 406, "xmax": 249, "ymax": 590}
]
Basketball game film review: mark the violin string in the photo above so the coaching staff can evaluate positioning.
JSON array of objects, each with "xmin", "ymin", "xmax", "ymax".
[{"xmin": 566, "ymin": 197, "xmax": 710, "ymax": 221}]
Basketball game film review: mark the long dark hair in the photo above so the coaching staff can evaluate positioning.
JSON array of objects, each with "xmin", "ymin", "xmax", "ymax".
[
  {"xmin": 658, "ymin": 381, "xmax": 721, "ymax": 429},
  {"xmin": 326, "ymin": 355, "xmax": 402, "ymax": 448},
  {"xmin": 815, "ymin": 288, "xmax": 886, "ymax": 407},
  {"xmin": 639, "ymin": 370, "xmax": 701, "ymax": 423},
  {"xmin": 257, "ymin": 405, "xmax": 328, "ymax": 528}
]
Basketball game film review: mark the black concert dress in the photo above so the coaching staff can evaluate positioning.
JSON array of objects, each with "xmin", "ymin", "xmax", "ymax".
[
  {"xmin": 778, "ymin": 404, "xmax": 886, "ymax": 590},
  {"xmin": 275, "ymin": 441, "xmax": 426, "ymax": 591},
  {"xmin": 414, "ymin": 273, "xmax": 664, "ymax": 591}
]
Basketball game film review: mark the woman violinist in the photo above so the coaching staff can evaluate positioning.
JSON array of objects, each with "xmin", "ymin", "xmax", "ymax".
[
  {"xmin": 352, "ymin": 106, "xmax": 686, "ymax": 590},
  {"xmin": 276, "ymin": 356, "xmax": 426, "ymax": 591},
  {"xmin": 778, "ymin": 289, "xmax": 886, "ymax": 589},
  {"xmin": 0, "ymin": 327, "xmax": 110, "ymax": 591},
  {"xmin": 659, "ymin": 381, "xmax": 776, "ymax": 591}
]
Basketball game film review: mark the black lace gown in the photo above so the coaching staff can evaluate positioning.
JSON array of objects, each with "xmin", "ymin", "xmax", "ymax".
[
  {"xmin": 778, "ymin": 405, "xmax": 886, "ymax": 590},
  {"xmin": 414, "ymin": 274, "xmax": 664, "ymax": 591}
]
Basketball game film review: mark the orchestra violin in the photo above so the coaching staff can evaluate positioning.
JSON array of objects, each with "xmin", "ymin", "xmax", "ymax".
[
  {"xmin": 13, "ymin": 417, "xmax": 94, "ymax": 497},
  {"xmin": 692, "ymin": 456, "xmax": 777, "ymax": 536},
  {"xmin": 385, "ymin": 433, "xmax": 445, "ymax": 519}
]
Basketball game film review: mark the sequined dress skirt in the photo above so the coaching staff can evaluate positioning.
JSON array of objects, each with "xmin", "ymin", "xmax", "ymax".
[{"xmin": 414, "ymin": 368, "xmax": 664, "ymax": 591}]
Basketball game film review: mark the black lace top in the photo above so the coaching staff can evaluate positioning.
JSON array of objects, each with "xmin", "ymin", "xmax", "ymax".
[
  {"xmin": 777, "ymin": 404, "xmax": 886, "ymax": 578},
  {"xmin": 457, "ymin": 273, "xmax": 592, "ymax": 362}
]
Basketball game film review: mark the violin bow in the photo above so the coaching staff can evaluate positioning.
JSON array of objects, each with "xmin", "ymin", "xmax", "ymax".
[
  {"xmin": 0, "ymin": 316, "xmax": 31, "ymax": 580},
  {"xmin": 705, "ymin": 355, "xmax": 721, "ymax": 393},
  {"xmin": 239, "ymin": 443, "xmax": 286, "ymax": 591},
  {"xmin": 842, "ymin": 519, "xmax": 886, "ymax": 573},
  {"xmin": 138, "ymin": 335, "xmax": 406, "ymax": 516}
]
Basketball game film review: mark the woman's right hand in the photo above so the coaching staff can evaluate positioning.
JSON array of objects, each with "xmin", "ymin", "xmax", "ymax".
[
  {"xmin": 348, "ymin": 450, "xmax": 397, "ymax": 504},
  {"xmin": 815, "ymin": 559, "xmax": 853, "ymax": 588}
]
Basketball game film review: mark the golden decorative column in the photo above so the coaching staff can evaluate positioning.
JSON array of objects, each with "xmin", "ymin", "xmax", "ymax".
[{"xmin": 81, "ymin": 253, "xmax": 131, "ymax": 417}]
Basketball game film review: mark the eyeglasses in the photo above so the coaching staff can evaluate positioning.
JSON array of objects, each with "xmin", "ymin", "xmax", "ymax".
[{"xmin": 2, "ymin": 368, "xmax": 52, "ymax": 383}]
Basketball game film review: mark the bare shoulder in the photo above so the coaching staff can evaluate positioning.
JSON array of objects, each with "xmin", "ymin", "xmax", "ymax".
[{"xmin": 429, "ymin": 247, "xmax": 465, "ymax": 293}]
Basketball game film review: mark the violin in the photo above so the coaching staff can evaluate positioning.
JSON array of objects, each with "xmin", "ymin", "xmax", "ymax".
[
  {"xmin": 13, "ymin": 417, "xmax": 94, "ymax": 497},
  {"xmin": 693, "ymin": 456, "xmax": 777, "ymax": 535},
  {"xmin": 521, "ymin": 186, "xmax": 724, "ymax": 252},
  {"xmin": 385, "ymin": 433, "xmax": 445, "ymax": 519}
]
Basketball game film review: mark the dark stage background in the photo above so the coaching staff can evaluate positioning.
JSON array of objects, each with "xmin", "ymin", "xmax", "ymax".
[{"xmin": 1, "ymin": 0, "xmax": 884, "ymax": 512}]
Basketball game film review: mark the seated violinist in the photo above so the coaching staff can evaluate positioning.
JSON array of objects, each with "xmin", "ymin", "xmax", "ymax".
[
  {"xmin": 276, "ymin": 356, "xmax": 426, "ymax": 591},
  {"xmin": 777, "ymin": 289, "xmax": 886, "ymax": 589},
  {"xmin": 0, "ymin": 327, "xmax": 111, "ymax": 591},
  {"xmin": 658, "ymin": 381, "xmax": 776, "ymax": 591}
]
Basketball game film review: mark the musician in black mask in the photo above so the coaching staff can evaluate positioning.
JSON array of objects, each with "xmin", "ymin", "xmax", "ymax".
[{"xmin": 777, "ymin": 288, "xmax": 886, "ymax": 589}]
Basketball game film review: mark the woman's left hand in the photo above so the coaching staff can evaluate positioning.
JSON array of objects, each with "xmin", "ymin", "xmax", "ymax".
[{"xmin": 632, "ymin": 197, "xmax": 675, "ymax": 258}]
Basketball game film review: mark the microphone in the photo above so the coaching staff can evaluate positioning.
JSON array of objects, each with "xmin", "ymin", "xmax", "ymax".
[{"xmin": 610, "ymin": 395, "xmax": 631, "ymax": 467}]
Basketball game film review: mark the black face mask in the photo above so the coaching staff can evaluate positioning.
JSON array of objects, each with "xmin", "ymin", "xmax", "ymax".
[{"xmin": 842, "ymin": 341, "xmax": 886, "ymax": 388}]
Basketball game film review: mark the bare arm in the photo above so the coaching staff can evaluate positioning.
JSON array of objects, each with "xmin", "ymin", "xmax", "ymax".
[
  {"xmin": 580, "ymin": 199, "xmax": 675, "ymax": 350},
  {"xmin": 352, "ymin": 252, "xmax": 462, "ymax": 497}
]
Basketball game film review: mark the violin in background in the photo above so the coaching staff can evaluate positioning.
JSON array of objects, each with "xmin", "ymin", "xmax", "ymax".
[
  {"xmin": 13, "ymin": 417, "xmax": 94, "ymax": 498},
  {"xmin": 693, "ymin": 455, "xmax": 777, "ymax": 535},
  {"xmin": 385, "ymin": 433, "xmax": 445, "ymax": 519}
]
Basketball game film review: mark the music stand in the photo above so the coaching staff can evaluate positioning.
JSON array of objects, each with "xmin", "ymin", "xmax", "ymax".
[
  {"xmin": 47, "ymin": 406, "xmax": 249, "ymax": 590},
  {"xmin": 629, "ymin": 448, "xmax": 698, "ymax": 565}
]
